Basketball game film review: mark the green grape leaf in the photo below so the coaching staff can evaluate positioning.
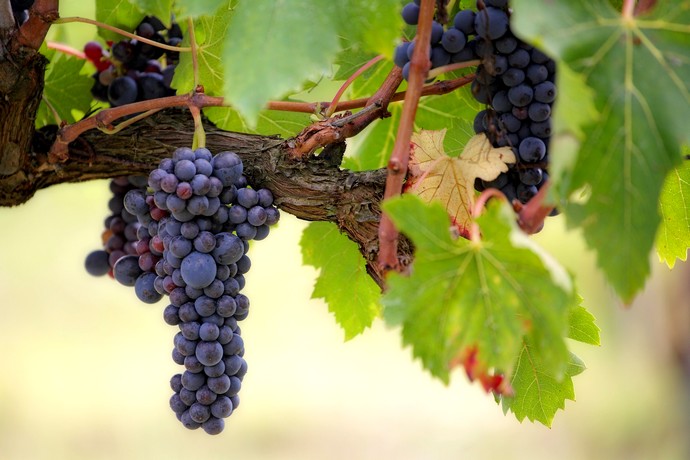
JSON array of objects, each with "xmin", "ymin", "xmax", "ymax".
[
  {"xmin": 301, "ymin": 222, "xmax": 381, "ymax": 340},
  {"xmin": 131, "ymin": 0, "xmax": 172, "ymax": 26},
  {"xmin": 171, "ymin": 6, "xmax": 233, "ymax": 96},
  {"xmin": 343, "ymin": 104, "xmax": 401, "ymax": 171},
  {"xmin": 500, "ymin": 300, "xmax": 597, "ymax": 426},
  {"xmin": 174, "ymin": 0, "xmax": 229, "ymax": 19},
  {"xmin": 204, "ymin": 107, "xmax": 310, "ymax": 138},
  {"xmin": 382, "ymin": 195, "xmax": 574, "ymax": 382},
  {"xmin": 500, "ymin": 339, "xmax": 581, "ymax": 427},
  {"xmin": 333, "ymin": 46, "xmax": 379, "ymax": 82},
  {"xmin": 511, "ymin": 0, "xmax": 690, "ymax": 302},
  {"xmin": 332, "ymin": 0, "xmax": 402, "ymax": 58},
  {"xmin": 568, "ymin": 305, "xmax": 601, "ymax": 346},
  {"xmin": 36, "ymin": 53, "xmax": 93, "ymax": 128},
  {"xmin": 222, "ymin": 0, "xmax": 340, "ymax": 126},
  {"xmin": 95, "ymin": 0, "xmax": 145, "ymax": 42},
  {"xmin": 656, "ymin": 157, "xmax": 690, "ymax": 268}
]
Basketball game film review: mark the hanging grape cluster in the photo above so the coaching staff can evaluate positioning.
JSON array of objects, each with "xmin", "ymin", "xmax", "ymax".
[
  {"xmin": 395, "ymin": 0, "xmax": 556, "ymax": 206},
  {"xmin": 84, "ymin": 16, "xmax": 181, "ymax": 107}
]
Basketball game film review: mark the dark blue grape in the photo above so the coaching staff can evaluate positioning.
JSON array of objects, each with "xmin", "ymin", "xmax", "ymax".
[
  {"xmin": 199, "ymin": 323, "xmax": 220, "ymax": 342},
  {"xmin": 212, "ymin": 233, "xmax": 244, "ymax": 265},
  {"xmin": 212, "ymin": 152, "xmax": 243, "ymax": 186},
  {"xmin": 254, "ymin": 225, "xmax": 270, "ymax": 240},
  {"xmin": 135, "ymin": 272, "xmax": 163, "ymax": 303},
  {"xmin": 517, "ymin": 183, "xmax": 538, "ymax": 203},
  {"xmin": 181, "ymin": 370, "xmax": 206, "ymax": 391},
  {"xmin": 196, "ymin": 341, "xmax": 223, "ymax": 367},
  {"xmin": 217, "ymin": 296, "xmax": 237, "ymax": 318},
  {"xmin": 401, "ymin": 2, "xmax": 420, "ymax": 25},
  {"xmin": 499, "ymin": 113, "xmax": 521, "ymax": 133},
  {"xmin": 519, "ymin": 168, "xmax": 544, "ymax": 186},
  {"xmin": 138, "ymin": 73, "xmax": 167, "ymax": 100},
  {"xmin": 518, "ymin": 137, "xmax": 546, "ymax": 162},
  {"xmin": 194, "ymin": 296, "xmax": 216, "ymax": 317},
  {"xmin": 205, "ymin": 361, "xmax": 225, "ymax": 378},
  {"xmin": 211, "ymin": 396, "xmax": 233, "ymax": 418},
  {"xmin": 507, "ymin": 84, "xmax": 533, "ymax": 107},
  {"xmin": 173, "ymin": 147, "xmax": 195, "ymax": 162},
  {"xmin": 534, "ymin": 81, "xmax": 556, "ymax": 103},
  {"xmin": 440, "ymin": 28, "xmax": 466, "ymax": 54},
  {"xmin": 164, "ymin": 305, "xmax": 181, "ymax": 326},
  {"xmin": 202, "ymin": 417, "xmax": 224, "ymax": 435},
  {"xmin": 85, "ymin": 250, "xmax": 110, "ymax": 276},
  {"xmin": 528, "ymin": 102, "xmax": 551, "ymax": 122},
  {"xmin": 526, "ymin": 64, "xmax": 548, "ymax": 84},
  {"xmin": 430, "ymin": 46, "xmax": 451, "ymax": 68},
  {"xmin": 508, "ymin": 49, "xmax": 530, "ymax": 68},
  {"xmin": 184, "ymin": 355, "xmax": 203, "ymax": 373},
  {"xmin": 495, "ymin": 35, "xmax": 517, "ymax": 54},
  {"xmin": 174, "ymin": 160, "xmax": 196, "ymax": 182},
  {"xmin": 203, "ymin": 279, "xmax": 225, "ymax": 299},
  {"xmin": 453, "ymin": 10, "xmax": 476, "ymax": 35},
  {"xmin": 530, "ymin": 120, "xmax": 552, "ymax": 138},
  {"xmin": 193, "ymin": 231, "xmax": 216, "ymax": 253},
  {"xmin": 180, "ymin": 251, "xmax": 217, "ymax": 289},
  {"xmin": 108, "ymin": 76, "xmax": 138, "ymax": 106},
  {"xmin": 474, "ymin": 7, "xmax": 509, "ymax": 40}
]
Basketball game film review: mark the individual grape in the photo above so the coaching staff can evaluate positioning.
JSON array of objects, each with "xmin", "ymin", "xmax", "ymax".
[
  {"xmin": 430, "ymin": 21, "xmax": 444, "ymax": 44},
  {"xmin": 85, "ymin": 250, "xmax": 111, "ymax": 276},
  {"xmin": 530, "ymin": 120, "xmax": 552, "ymax": 138},
  {"xmin": 528, "ymin": 102, "xmax": 551, "ymax": 122},
  {"xmin": 113, "ymin": 255, "xmax": 143, "ymax": 286},
  {"xmin": 211, "ymin": 152, "xmax": 243, "ymax": 186},
  {"xmin": 180, "ymin": 251, "xmax": 217, "ymax": 289},
  {"xmin": 108, "ymin": 76, "xmax": 138, "ymax": 106},
  {"xmin": 453, "ymin": 10, "xmax": 476, "ymax": 35},
  {"xmin": 175, "ymin": 160, "xmax": 197, "ymax": 182},
  {"xmin": 236, "ymin": 223, "xmax": 257, "ymax": 240},
  {"xmin": 517, "ymin": 183, "xmax": 538, "ymax": 203},
  {"xmin": 441, "ymin": 28, "xmax": 466, "ymax": 54},
  {"xmin": 474, "ymin": 7, "xmax": 509, "ymax": 40},
  {"xmin": 138, "ymin": 73, "xmax": 167, "ymax": 100},
  {"xmin": 508, "ymin": 48, "xmax": 530, "ymax": 68},
  {"xmin": 526, "ymin": 64, "xmax": 548, "ymax": 84},
  {"xmin": 210, "ymin": 396, "xmax": 233, "ymax": 419},
  {"xmin": 430, "ymin": 46, "xmax": 451, "ymax": 68},
  {"xmin": 501, "ymin": 67, "xmax": 525, "ymax": 87},
  {"xmin": 534, "ymin": 81, "xmax": 556, "ymax": 103},
  {"xmin": 236, "ymin": 188, "xmax": 258, "ymax": 208},
  {"xmin": 195, "ymin": 341, "xmax": 223, "ymax": 367},
  {"xmin": 193, "ymin": 231, "xmax": 216, "ymax": 253},
  {"xmin": 507, "ymin": 84, "xmax": 533, "ymax": 107},
  {"xmin": 135, "ymin": 272, "xmax": 163, "ymax": 303},
  {"xmin": 519, "ymin": 168, "xmax": 544, "ymax": 186},
  {"xmin": 202, "ymin": 417, "xmax": 224, "ymax": 435},
  {"xmin": 495, "ymin": 35, "xmax": 517, "ymax": 54},
  {"xmin": 401, "ymin": 2, "xmax": 420, "ymax": 25},
  {"xmin": 518, "ymin": 137, "xmax": 546, "ymax": 163}
]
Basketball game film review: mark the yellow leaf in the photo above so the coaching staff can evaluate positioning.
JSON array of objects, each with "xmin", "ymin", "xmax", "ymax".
[{"xmin": 406, "ymin": 130, "xmax": 515, "ymax": 234}]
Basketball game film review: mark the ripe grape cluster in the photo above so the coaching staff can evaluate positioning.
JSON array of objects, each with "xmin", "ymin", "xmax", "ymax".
[
  {"xmin": 468, "ymin": 1, "xmax": 556, "ymax": 205},
  {"xmin": 118, "ymin": 147, "xmax": 280, "ymax": 434},
  {"xmin": 9, "ymin": 0, "xmax": 34, "ymax": 25},
  {"xmin": 85, "ymin": 16, "xmax": 181, "ymax": 107},
  {"xmin": 395, "ymin": 1, "xmax": 556, "ymax": 206}
]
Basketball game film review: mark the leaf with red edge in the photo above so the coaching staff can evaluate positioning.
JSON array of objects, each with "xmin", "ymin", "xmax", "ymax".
[{"xmin": 406, "ymin": 130, "xmax": 515, "ymax": 236}]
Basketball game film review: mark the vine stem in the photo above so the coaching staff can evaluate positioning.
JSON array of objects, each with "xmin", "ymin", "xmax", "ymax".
[
  {"xmin": 47, "ymin": 41, "xmax": 86, "ymax": 59},
  {"xmin": 325, "ymin": 55, "xmax": 385, "ymax": 117},
  {"xmin": 15, "ymin": 0, "xmax": 58, "ymax": 50},
  {"xmin": 622, "ymin": 0, "xmax": 636, "ymax": 19},
  {"xmin": 470, "ymin": 188, "xmax": 506, "ymax": 243},
  {"xmin": 515, "ymin": 180, "xmax": 554, "ymax": 234},
  {"xmin": 190, "ymin": 105, "xmax": 206, "ymax": 149},
  {"xmin": 377, "ymin": 0, "xmax": 435, "ymax": 272},
  {"xmin": 54, "ymin": 17, "xmax": 193, "ymax": 53}
]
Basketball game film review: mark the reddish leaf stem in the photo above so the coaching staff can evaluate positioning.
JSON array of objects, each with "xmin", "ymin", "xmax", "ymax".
[
  {"xmin": 622, "ymin": 0, "xmax": 636, "ymax": 19},
  {"xmin": 516, "ymin": 180, "xmax": 554, "ymax": 234},
  {"xmin": 377, "ymin": 0, "xmax": 435, "ymax": 272},
  {"xmin": 470, "ymin": 188, "xmax": 507, "ymax": 243},
  {"xmin": 47, "ymin": 41, "xmax": 86, "ymax": 59},
  {"xmin": 325, "ymin": 55, "xmax": 385, "ymax": 117}
]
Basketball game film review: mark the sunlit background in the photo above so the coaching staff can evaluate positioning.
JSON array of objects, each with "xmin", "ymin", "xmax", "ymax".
[{"xmin": 1, "ymin": 2, "xmax": 689, "ymax": 459}]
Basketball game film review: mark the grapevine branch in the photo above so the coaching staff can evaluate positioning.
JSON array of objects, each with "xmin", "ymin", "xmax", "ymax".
[{"xmin": 377, "ymin": 0, "xmax": 435, "ymax": 272}]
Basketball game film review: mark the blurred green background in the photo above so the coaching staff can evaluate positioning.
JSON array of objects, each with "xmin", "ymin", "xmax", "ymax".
[{"xmin": 2, "ymin": 2, "xmax": 689, "ymax": 459}]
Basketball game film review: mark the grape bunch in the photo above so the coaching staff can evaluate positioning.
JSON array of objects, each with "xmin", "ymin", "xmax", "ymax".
[
  {"xmin": 10, "ymin": 0, "xmax": 34, "ymax": 25},
  {"xmin": 84, "ymin": 176, "xmax": 148, "ymax": 279},
  {"xmin": 121, "ymin": 147, "xmax": 280, "ymax": 434},
  {"xmin": 395, "ymin": 1, "xmax": 556, "ymax": 207},
  {"xmin": 85, "ymin": 16, "xmax": 182, "ymax": 107},
  {"xmin": 466, "ymin": 1, "xmax": 556, "ymax": 205},
  {"xmin": 394, "ymin": 0, "xmax": 479, "ymax": 80}
]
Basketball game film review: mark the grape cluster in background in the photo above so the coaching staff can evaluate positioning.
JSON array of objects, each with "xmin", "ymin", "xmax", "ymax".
[
  {"xmin": 395, "ymin": 0, "xmax": 556, "ymax": 207},
  {"xmin": 85, "ymin": 147, "xmax": 280, "ymax": 434},
  {"xmin": 84, "ymin": 16, "xmax": 181, "ymax": 107}
]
